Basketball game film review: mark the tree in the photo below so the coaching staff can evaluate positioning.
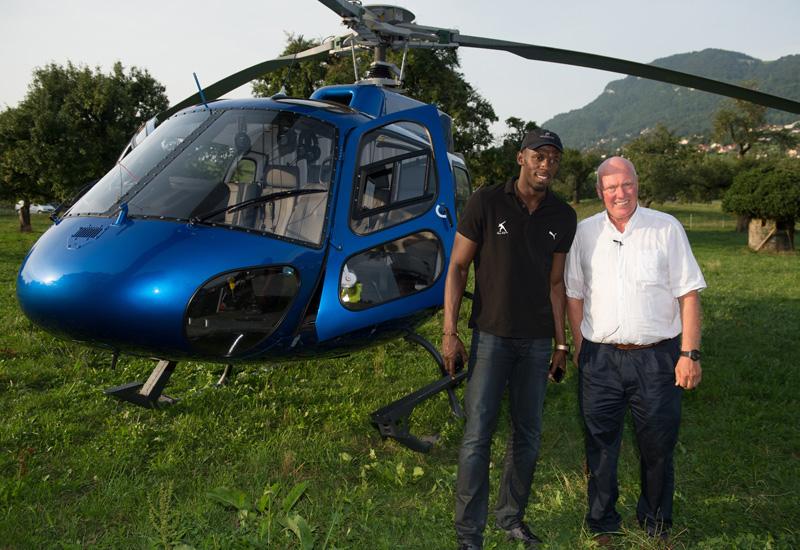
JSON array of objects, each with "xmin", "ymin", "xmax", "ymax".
[
  {"xmin": 251, "ymin": 36, "xmax": 497, "ymax": 163},
  {"xmin": 623, "ymin": 124, "xmax": 699, "ymax": 206},
  {"xmin": 396, "ymin": 48, "xmax": 497, "ymax": 155},
  {"xmin": 0, "ymin": 107, "xmax": 37, "ymax": 231},
  {"xmin": 468, "ymin": 117, "xmax": 538, "ymax": 188},
  {"xmin": 712, "ymin": 96, "xmax": 766, "ymax": 158},
  {"xmin": 0, "ymin": 62, "xmax": 168, "ymax": 230},
  {"xmin": 553, "ymin": 148, "xmax": 602, "ymax": 204},
  {"xmin": 251, "ymin": 34, "xmax": 341, "ymax": 98},
  {"xmin": 711, "ymin": 84, "xmax": 769, "ymax": 232},
  {"xmin": 687, "ymin": 155, "xmax": 736, "ymax": 202},
  {"xmin": 722, "ymin": 159, "xmax": 800, "ymax": 251}
]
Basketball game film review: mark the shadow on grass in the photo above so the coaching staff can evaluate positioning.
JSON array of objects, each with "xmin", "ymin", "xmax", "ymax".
[{"xmin": 675, "ymin": 293, "xmax": 799, "ymax": 545}]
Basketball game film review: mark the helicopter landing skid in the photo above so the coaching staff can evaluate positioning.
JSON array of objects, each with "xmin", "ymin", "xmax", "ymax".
[
  {"xmin": 104, "ymin": 359, "xmax": 178, "ymax": 408},
  {"xmin": 370, "ymin": 332, "xmax": 466, "ymax": 453}
]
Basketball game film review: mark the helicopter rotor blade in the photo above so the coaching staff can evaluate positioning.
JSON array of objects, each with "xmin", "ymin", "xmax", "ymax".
[
  {"xmin": 317, "ymin": 0, "xmax": 364, "ymax": 19},
  {"xmin": 454, "ymin": 34, "xmax": 800, "ymax": 114},
  {"xmin": 156, "ymin": 39, "xmax": 337, "ymax": 122}
]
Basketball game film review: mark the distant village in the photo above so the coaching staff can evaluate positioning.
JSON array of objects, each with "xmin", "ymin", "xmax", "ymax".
[{"xmin": 697, "ymin": 121, "xmax": 800, "ymax": 158}]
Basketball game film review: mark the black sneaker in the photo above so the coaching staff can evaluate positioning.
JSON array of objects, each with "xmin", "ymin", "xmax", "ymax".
[
  {"xmin": 457, "ymin": 543, "xmax": 482, "ymax": 550},
  {"xmin": 503, "ymin": 523, "xmax": 543, "ymax": 547}
]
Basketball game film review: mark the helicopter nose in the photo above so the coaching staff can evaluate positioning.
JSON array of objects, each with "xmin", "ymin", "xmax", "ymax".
[
  {"xmin": 17, "ymin": 217, "xmax": 311, "ymax": 360},
  {"xmin": 16, "ymin": 222, "xmax": 196, "ymax": 355}
]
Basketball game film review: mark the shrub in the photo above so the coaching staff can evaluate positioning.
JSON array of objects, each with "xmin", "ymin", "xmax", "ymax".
[{"xmin": 722, "ymin": 159, "xmax": 800, "ymax": 222}]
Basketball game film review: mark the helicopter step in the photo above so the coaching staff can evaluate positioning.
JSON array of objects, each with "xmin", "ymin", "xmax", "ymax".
[
  {"xmin": 370, "ymin": 332, "xmax": 466, "ymax": 453},
  {"xmin": 104, "ymin": 359, "xmax": 178, "ymax": 408}
]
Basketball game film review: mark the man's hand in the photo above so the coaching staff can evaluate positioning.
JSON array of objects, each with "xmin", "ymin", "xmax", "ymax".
[
  {"xmin": 442, "ymin": 334, "xmax": 467, "ymax": 378},
  {"xmin": 571, "ymin": 342, "xmax": 581, "ymax": 368},
  {"xmin": 675, "ymin": 356, "xmax": 702, "ymax": 389},
  {"xmin": 549, "ymin": 349, "xmax": 568, "ymax": 382}
]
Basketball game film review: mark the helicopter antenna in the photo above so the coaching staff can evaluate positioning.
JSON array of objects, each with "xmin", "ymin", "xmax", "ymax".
[
  {"xmin": 278, "ymin": 55, "xmax": 298, "ymax": 97},
  {"xmin": 349, "ymin": 36, "xmax": 360, "ymax": 81},
  {"xmin": 398, "ymin": 42, "xmax": 408, "ymax": 83},
  {"xmin": 192, "ymin": 72, "xmax": 210, "ymax": 110}
]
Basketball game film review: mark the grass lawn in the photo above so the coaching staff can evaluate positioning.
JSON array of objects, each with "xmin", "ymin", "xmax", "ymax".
[{"xmin": 0, "ymin": 202, "xmax": 798, "ymax": 549}]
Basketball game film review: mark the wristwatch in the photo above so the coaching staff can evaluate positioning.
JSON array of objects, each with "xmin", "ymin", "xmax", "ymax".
[
  {"xmin": 679, "ymin": 349, "xmax": 701, "ymax": 361},
  {"xmin": 555, "ymin": 344, "xmax": 570, "ymax": 353}
]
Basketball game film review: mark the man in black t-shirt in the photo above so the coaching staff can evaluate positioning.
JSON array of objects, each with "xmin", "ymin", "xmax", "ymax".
[{"xmin": 442, "ymin": 129, "xmax": 577, "ymax": 549}]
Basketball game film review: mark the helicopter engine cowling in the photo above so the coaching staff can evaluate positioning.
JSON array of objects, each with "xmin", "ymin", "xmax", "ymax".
[{"xmin": 16, "ymin": 216, "xmax": 315, "ymax": 361}]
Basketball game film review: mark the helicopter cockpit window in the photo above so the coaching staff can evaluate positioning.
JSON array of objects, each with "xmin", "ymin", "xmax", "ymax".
[
  {"xmin": 68, "ymin": 110, "xmax": 211, "ymax": 216},
  {"xmin": 124, "ymin": 109, "xmax": 336, "ymax": 246},
  {"xmin": 453, "ymin": 165, "xmax": 472, "ymax": 218},
  {"xmin": 72, "ymin": 109, "xmax": 336, "ymax": 247},
  {"xmin": 350, "ymin": 121, "xmax": 437, "ymax": 235},
  {"xmin": 340, "ymin": 231, "xmax": 443, "ymax": 310}
]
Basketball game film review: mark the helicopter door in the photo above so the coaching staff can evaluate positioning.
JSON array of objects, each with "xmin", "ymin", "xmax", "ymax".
[{"xmin": 315, "ymin": 105, "xmax": 457, "ymax": 342}]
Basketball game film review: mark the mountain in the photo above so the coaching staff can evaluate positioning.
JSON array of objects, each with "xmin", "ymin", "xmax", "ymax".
[{"xmin": 543, "ymin": 49, "xmax": 800, "ymax": 150}]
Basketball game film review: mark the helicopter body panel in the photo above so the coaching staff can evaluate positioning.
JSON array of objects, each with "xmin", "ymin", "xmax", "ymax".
[{"xmin": 310, "ymin": 83, "xmax": 427, "ymax": 118}]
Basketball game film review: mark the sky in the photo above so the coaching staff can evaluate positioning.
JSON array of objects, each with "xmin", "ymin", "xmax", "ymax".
[{"xmin": 1, "ymin": 0, "xmax": 798, "ymax": 140}]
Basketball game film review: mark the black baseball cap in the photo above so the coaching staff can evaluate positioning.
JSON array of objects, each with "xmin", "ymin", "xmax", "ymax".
[{"xmin": 520, "ymin": 128, "xmax": 563, "ymax": 152}]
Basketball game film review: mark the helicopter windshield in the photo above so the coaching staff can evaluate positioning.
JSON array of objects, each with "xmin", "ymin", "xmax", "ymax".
[
  {"xmin": 68, "ymin": 110, "xmax": 212, "ymax": 217},
  {"xmin": 69, "ymin": 109, "xmax": 337, "ymax": 247}
]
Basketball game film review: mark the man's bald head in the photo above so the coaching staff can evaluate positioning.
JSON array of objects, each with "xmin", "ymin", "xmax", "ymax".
[
  {"xmin": 596, "ymin": 157, "xmax": 638, "ymax": 191},
  {"xmin": 596, "ymin": 156, "xmax": 640, "ymax": 229}
]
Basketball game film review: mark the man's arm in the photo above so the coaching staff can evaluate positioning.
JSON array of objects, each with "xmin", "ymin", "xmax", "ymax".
[
  {"xmin": 442, "ymin": 232, "xmax": 478, "ymax": 377},
  {"xmin": 675, "ymin": 290, "xmax": 702, "ymax": 389},
  {"xmin": 566, "ymin": 297, "xmax": 584, "ymax": 366},
  {"xmin": 549, "ymin": 253, "xmax": 569, "ymax": 377}
]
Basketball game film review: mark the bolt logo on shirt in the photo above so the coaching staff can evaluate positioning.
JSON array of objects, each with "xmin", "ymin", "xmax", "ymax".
[
  {"xmin": 497, "ymin": 221, "xmax": 508, "ymax": 235},
  {"xmin": 548, "ymin": 230, "xmax": 557, "ymax": 240}
]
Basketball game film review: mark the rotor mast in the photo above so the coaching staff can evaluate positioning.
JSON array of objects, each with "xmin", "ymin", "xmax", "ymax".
[{"xmin": 325, "ymin": 2, "xmax": 459, "ymax": 87}]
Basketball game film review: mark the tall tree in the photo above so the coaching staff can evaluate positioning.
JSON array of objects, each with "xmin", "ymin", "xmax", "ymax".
[
  {"xmin": 0, "ymin": 62, "xmax": 168, "ymax": 230},
  {"xmin": 711, "ymin": 83, "xmax": 769, "ymax": 231},
  {"xmin": 712, "ymin": 87, "xmax": 767, "ymax": 158},
  {"xmin": 397, "ymin": 48, "xmax": 496, "ymax": 155},
  {"xmin": 0, "ymin": 107, "xmax": 38, "ymax": 231}
]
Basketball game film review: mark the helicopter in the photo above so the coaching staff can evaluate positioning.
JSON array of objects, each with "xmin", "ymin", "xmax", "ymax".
[{"xmin": 16, "ymin": 0, "xmax": 800, "ymax": 453}]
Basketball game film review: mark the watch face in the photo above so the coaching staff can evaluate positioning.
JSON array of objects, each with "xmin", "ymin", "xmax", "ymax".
[{"xmin": 683, "ymin": 350, "xmax": 701, "ymax": 361}]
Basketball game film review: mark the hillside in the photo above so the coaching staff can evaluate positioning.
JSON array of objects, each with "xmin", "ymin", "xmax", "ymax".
[{"xmin": 543, "ymin": 49, "xmax": 800, "ymax": 150}]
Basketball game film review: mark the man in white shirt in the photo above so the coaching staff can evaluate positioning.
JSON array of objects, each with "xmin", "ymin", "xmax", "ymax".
[{"xmin": 565, "ymin": 156, "xmax": 705, "ymax": 544}]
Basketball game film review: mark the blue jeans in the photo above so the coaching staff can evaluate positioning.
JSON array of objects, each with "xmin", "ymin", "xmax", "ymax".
[{"xmin": 455, "ymin": 330, "xmax": 552, "ymax": 545}]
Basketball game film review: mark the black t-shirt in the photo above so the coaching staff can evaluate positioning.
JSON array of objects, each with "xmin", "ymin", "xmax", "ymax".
[{"xmin": 457, "ymin": 179, "xmax": 577, "ymax": 338}]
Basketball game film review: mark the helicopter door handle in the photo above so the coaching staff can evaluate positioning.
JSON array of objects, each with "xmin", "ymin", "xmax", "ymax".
[{"xmin": 435, "ymin": 204, "xmax": 453, "ymax": 228}]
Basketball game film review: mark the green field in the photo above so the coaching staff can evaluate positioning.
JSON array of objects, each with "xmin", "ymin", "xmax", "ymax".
[{"xmin": 1, "ymin": 202, "xmax": 798, "ymax": 549}]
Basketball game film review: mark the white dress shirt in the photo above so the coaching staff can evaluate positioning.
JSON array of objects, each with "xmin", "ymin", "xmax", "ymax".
[{"xmin": 565, "ymin": 206, "xmax": 706, "ymax": 345}]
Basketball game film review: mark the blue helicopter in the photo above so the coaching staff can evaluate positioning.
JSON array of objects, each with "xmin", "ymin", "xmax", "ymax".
[{"xmin": 16, "ymin": 0, "xmax": 800, "ymax": 453}]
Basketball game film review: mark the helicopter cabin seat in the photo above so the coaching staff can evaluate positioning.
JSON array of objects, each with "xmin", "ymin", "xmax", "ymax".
[
  {"xmin": 261, "ymin": 165, "xmax": 298, "ymax": 238},
  {"xmin": 262, "ymin": 165, "xmax": 327, "ymax": 245},
  {"xmin": 224, "ymin": 180, "xmax": 260, "ymax": 228}
]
